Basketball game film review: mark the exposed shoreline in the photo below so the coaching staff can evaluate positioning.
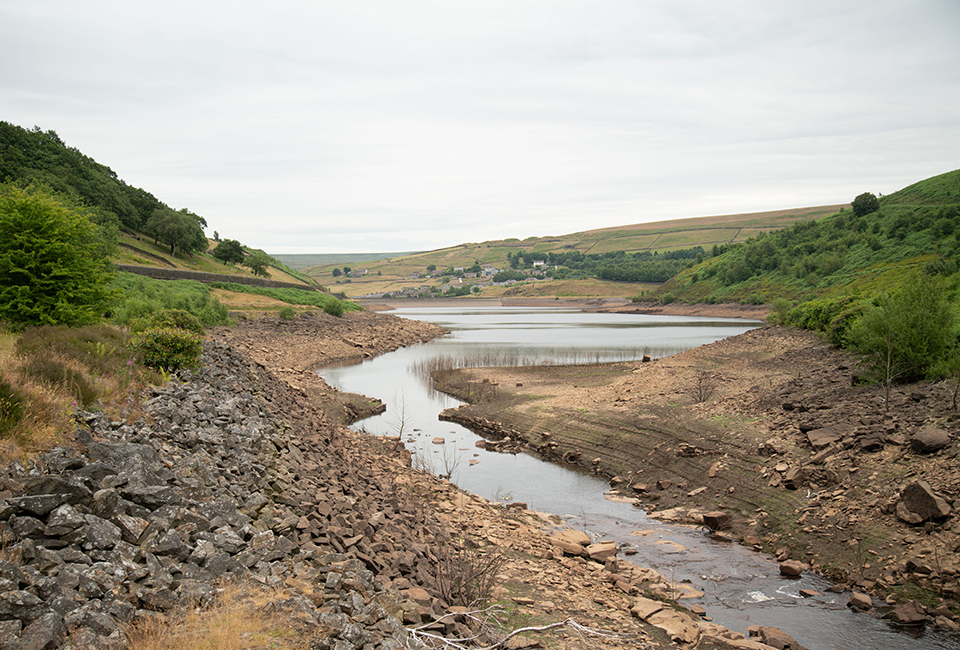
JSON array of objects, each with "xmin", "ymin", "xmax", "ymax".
[{"xmin": 360, "ymin": 297, "xmax": 771, "ymax": 321}]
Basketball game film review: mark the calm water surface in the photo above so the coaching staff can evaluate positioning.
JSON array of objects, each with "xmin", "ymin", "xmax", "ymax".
[{"xmin": 317, "ymin": 305, "xmax": 956, "ymax": 650}]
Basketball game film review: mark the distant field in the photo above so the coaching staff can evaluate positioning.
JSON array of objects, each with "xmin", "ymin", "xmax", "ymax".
[{"xmin": 304, "ymin": 204, "xmax": 845, "ymax": 299}]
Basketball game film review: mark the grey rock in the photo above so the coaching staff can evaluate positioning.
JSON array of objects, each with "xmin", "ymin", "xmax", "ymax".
[
  {"xmin": 0, "ymin": 591, "xmax": 46, "ymax": 623},
  {"xmin": 76, "ymin": 516, "xmax": 122, "ymax": 550},
  {"xmin": 18, "ymin": 613, "xmax": 66, "ymax": 650},
  {"xmin": 44, "ymin": 504, "xmax": 86, "ymax": 535}
]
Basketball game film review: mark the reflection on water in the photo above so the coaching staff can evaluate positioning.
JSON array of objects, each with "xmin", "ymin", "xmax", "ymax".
[{"xmin": 317, "ymin": 306, "xmax": 958, "ymax": 650}]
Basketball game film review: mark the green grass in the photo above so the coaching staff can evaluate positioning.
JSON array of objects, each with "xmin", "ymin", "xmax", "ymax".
[
  {"xmin": 208, "ymin": 282, "xmax": 360, "ymax": 316},
  {"xmin": 111, "ymin": 273, "xmax": 231, "ymax": 327}
]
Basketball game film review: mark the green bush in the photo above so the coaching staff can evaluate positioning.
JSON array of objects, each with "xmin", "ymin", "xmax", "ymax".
[
  {"xmin": 660, "ymin": 292, "xmax": 675, "ymax": 304},
  {"xmin": 323, "ymin": 299, "xmax": 344, "ymax": 317},
  {"xmin": 129, "ymin": 327, "xmax": 204, "ymax": 371},
  {"xmin": 278, "ymin": 306, "xmax": 296, "ymax": 320},
  {"xmin": 129, "ymin": 309, "xmax": 204, "ymax": 335},
  {"xmin": 0, "ymin": 184, "xmax": 116, "ymax": 329},
  {"xmin": 767, "ymin": 297, "xmax": 793, "ymax": 325}
]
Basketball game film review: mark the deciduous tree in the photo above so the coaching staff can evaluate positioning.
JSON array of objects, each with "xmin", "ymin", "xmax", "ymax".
[
  {"xmin": 852, "ymin": 192, "xmax": 880, "ymax": 218},
  {"xmin": 143, "ymin": 207, "xmax": 207, "ymax": 257},
  {"xmin": 244, "ymin": 252, "xmax": 271, "ymax": 277},
  {"xmin": 212, "ymin": 239, "xmax": 245, "ymax": 265},
  {"xmin": 848, "ymin": 272, "xmax": 959, "ymax": 389},
  {"xmin": 0, "ymin": 184, "xmax": 115, "ymax": 328}
]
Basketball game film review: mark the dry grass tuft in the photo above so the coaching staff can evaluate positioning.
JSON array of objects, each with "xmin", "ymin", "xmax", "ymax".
[
  {"xmin": 0, "ymin": 323, "xmax": 163, "ymax": 464},
  {"xmin": 124, "ymin": 582, "xmax": 314, "ymax": 650}
]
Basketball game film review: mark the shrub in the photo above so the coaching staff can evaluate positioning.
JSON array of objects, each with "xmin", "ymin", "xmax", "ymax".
[
  {"xmin": 129, "ymin": 327, "xmax": 203, "ymax": 371},
  {"xmin": 19, "ymin": 355, "xmax": 99, "ymax": 407},
  {"xmin": 848, "ymin": 272, "xmax": 959, "ymax": 384},
  {"xmin": 278, "ymin": 306, "xmax": 296, "ymax": 320},
  {"xmin": 0, "ymin": 375, "xmax": 24, "ymax": 436},
  {"xmin": 130, "ymin": 309, "xmax": 204, "ymax": 335},
  {"xmin": 661, "ymin": 292, "xmax": 675, "ymax": 304},
  {"xmin": 323, "ymin": 299, "xmax": 344, "ymax": 317},
  {"xmin": 767, "ymin": 297, "xmax": 793, "ymax": 325}
]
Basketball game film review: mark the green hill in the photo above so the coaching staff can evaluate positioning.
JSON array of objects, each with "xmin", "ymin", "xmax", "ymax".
[
  {"xmin": 0, "ymin": 121, "xmax": 313, "ymax": 286},
  {"xmin": 649, "ymin": 169, "xmax": 960, "ymax": 307}
]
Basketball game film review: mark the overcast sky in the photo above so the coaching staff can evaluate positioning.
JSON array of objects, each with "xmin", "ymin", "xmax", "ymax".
[{"xmin": 3, "ymin": 1, "xmax": 958, "ymax": 254}]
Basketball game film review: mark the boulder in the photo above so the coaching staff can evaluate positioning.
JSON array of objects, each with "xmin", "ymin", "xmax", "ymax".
[
  {"xmin": 847, "ymin": 592, "xmax": 873, "ymax": 610},
  {"xmin": 585, "ymin": 540, "xmax": 618, "ymax": 562},
  {"xmin": 778, "ymin": 560, "xmax": 805, "ymax": 577},
  {"xmin": 782, "ymin": 467, "xmax": 805, "ymax": 490},
  {"xmin": 755, "ymin": 626, "xmax": 802, "ymax": 650},
  {"xmin": 910, "ymin": 427, "xmax": 951, "ymax": 454},
  {"xmin": 630, "ymin": 596, "xmax": 665, "ymax": 620},
  {"xmin": 806, "ymin": 424, "xmax": 853, "ymax": 449},
  {"xmin": 646, "ymin": 608, "xmax": 700, "ymax": 644},
  {"xmin": 881, "ymin": 600, "xmax": 928, "ymax": 625},
  {"xmin": 702, "ymin": 511, "xmax": 731, "ymax": 531},
  {"xmin": 897, "ymin": 481, "xmax": 951, "ymax": 524}
]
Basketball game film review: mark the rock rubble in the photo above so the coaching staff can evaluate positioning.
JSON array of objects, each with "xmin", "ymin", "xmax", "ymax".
[{"xmin": 0, "ymin": 341, "xmax": 457, "ymax": 649}]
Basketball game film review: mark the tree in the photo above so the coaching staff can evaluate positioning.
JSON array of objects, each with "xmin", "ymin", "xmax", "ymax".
[
  {"xmin": 426, "ymin": 264, "xmax": 436, "ymax": 272},
  {"xmin": 211, "ymin": 239, "xmax": 245, "ymax": 265},
  {"xmin": 143, "ymin": 207, "xmax": 207, "ymax": 257},
  {"xmin": 0, "ymin": 184, "xmax": 115, "ymax": 328},
  {"xmin": 848, "ymin": 272, "xmax": 959, "ymax": 392},
  {"xmin": 332, "ymin": 268, "xmax": 342, "ymax": 277},
  {"xmin": 852, "ymin": 192, "xmax": 880, "ymax": 218},
  {"xmin": 244, "ymin": 252, "xmax": 271, "ymax": 277}
]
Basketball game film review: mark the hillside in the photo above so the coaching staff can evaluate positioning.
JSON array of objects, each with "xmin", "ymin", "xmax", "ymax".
[
  {"xmin": 305, "ymin": 204, "xmax": 843, "ymax": 299},
  {"xmin": 650, "ymin": 169, "xmax": 960, "ymax": 306}
]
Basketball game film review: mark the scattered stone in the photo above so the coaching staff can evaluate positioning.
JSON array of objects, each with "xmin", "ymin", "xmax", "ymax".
[
  {"xmin": 585, "ymin": 540, "xmax": 618, "ymax": 562},
  {"xmin": 702, "ymin": 511, "xmax": 731, "ymax": 531}
]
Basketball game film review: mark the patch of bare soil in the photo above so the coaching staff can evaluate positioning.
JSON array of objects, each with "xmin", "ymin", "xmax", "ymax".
[
  {"xmin": 598, "ymin": 301, "xmax": 771, "ymax": 321},
  {"xmin": 438, "ymin": 326, "xmax": 960, "ymax": 624}
]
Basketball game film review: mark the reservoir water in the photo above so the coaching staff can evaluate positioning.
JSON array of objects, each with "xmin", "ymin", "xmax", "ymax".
[{"xmin": 317, "ymin": 304, "xmax": 957, "ymax": 650}]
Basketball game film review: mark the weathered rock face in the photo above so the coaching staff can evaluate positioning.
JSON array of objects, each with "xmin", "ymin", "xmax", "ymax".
[{"xmin": 0, "ymin": 342, "xmax": 449, "ymax": 649}]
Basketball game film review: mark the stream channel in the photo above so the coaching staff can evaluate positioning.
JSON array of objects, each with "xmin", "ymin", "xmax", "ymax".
[{"xmin": 317, "ymin": 304, "xmax": 957, "ymax": 650}]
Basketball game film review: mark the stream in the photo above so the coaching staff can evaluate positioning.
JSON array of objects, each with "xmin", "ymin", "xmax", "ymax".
[{"xmin": 317, "ymin": 305, "xmax": 957, "ymax": 650}]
